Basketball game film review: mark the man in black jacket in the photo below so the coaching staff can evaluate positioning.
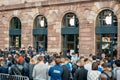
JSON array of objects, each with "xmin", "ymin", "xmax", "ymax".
[
  {"xmin": 61, "ymin": 57, "xmax": 71, "ymax": 80},
  {"xmin": 10, "ymin": 58, "xmax": 24, "ymax": 75},
  {"xmin": 74, "ymin": 61, "xmax": 88, "ymax": 80}
]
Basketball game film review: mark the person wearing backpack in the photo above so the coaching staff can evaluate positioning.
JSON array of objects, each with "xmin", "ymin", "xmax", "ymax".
[
  {"xmin": 61, "ymin": 57, "xmax": 70, "ymax": 80},
  {"xmin": 0, "ymin": 60, "xmax": 8, "ymax": 74},
  {"xmin": 10, "ymin": 58, "xmax": 24, "ymax": 75},
  {"xmin": 74, "ymin": 61, "xmax": 88, "ymax": 80},
  {"xmin": 99, "ymin": 63, "xmax": 112, "ymax": 80}
]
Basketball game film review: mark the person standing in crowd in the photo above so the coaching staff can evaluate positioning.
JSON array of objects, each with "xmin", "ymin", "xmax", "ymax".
[
  {"xmin": 9, "ymin": 46, "xmax": 16, "ymax": 54},
  {"xmin": 0, "ymin": 60, "xmax": 8, "ymax": 74},
  {"xmin": 89, "ymin": 54, "xmax": 93, "ymax": 61},
  {"xmin": 64, "ymin": 58, "xmax": 73, "ymax": 79},
  {"xmin": 74, "ymin": 61, "xmax": 88, "ymax": 80},
  {"xmin": 3, "ymin": 48, "xmax": 9, "ymax": 58},
  {"xmin": 87, "ymin": 62, "xmax": 101, "ymax": 80},
  {"xmin": 6, "ymin": 54, "xmax": 13, "ymax": 74},
  {"xmin": 59, "ymin": 52, "xmax": 64, "ymax": 58},
  {"xmin": 99, "ymin": 63, "xmax": 112, "ymax": 80},
  {"xmin": 20, "ymin": 47, "xmax": 26, "ymax": 54},
  {"xmin": 96, "ymin": 60, "xmax": 102, "ymax": 72},
  {"xmin": 49, "ymin": 56, "xmax": 63, "ymax": 80},
  {"xmin": 44, "ymin": 51, "xmax": 50, "ymax": 63},
  {"xmin": 80, "ymin": 56, "xmax": 85, "ymax": 64},
  {"xmin": 23, "ymin": 57, "xmax": 30, "ymax": 77},
  {"xmin": 72, "ymin": 60, "xmax": 79, "ymax": 77},
  {"xmin": 61, "ymin": 57, "xmax": 70, "ymax": 80},
  {"xmin": 10, "ymin": 58, "xmax": 24, "ymax": 75},
  {"xmin": 84, "ymin": 58, "xmax": 92, "ymax": 71},
  {"xmin": 29, "ymin": 58, "xmax": 37, "ymax": 80},
  {"xmin": 27, "ymin": 46, "xmax": 33, "ymax": 55},
  {"xmin": 92, "ymin": 55, "xmax": 97, "ymax": 62},
  {"xmin": 47, "ymin": 57, "xmax": 55, "ymax": 80},
  {"xmin": 66, "ymin": 52, "xmax": 71, "ymax": 60},
  {"xmin": 71, "ymin": 53, "xmax": 79, "ymax": 63},
  {"xmin": 18, "ymin": 54, "xmax": 24, "ymax": 64},
  {"xmin": 32, "ymin": 55, "xmax": 48, "ymax": 80},
  {"xmin": 113, "ymin": 59, "xmax": 120, "ymax": 80}
]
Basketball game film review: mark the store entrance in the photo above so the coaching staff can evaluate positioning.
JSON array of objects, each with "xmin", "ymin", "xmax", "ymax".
[
  {"xmin": 95, "ymin": 9, "xmax": 118, "ymax": 58},
  {"xmin": 96, "ymin": 34, "xmax": 117, "ymax": 57},
  {"xmin": 63, "ymin": 34, "xmax": 79, "ymax": 55}
]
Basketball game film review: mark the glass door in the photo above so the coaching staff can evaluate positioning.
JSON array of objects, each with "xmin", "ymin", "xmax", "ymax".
[
  {"xmin": 10, "ymin": 35, "xmax": 21, "ymax": 48},
  {"xmin": 96, "ymin": 34, "xmax": 117, "ymax": 57},
  {"xmin": 63, "ymin": 34, "xmax": 79, "ymax": 54}
]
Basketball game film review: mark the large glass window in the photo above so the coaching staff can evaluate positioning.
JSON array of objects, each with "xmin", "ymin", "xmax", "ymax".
[
  {"xmin": 96, "ymin": 9, "xmax": 118, "ymax": 26},
  {"xmin": 96, "ymin": 9, "xmax": 118, "ymax": 57},
  {"xmin": 34, "ymin": 15, "xmax": 47, "ymax": 28},
  {"xmin": 10, "ymin": 17, "xmax": 21, "ymax": 48},
  {"xmin": 62, "ymin": 12, "xmax": 79, "ymax": 27},
  {"xmin": 10, "ymin": 35, "xmax": 21, "ymax": 48},
  {"xmin": 33, "ymin": 15, "xmax": 47, "ymax": 51},
  {"xmin": 62, "ymin": 12, "xmax": 79, "ymax": 54}
]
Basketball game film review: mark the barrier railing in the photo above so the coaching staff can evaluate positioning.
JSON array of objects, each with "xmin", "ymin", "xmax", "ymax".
[{"xmin": 0, "ymin": 73, "xmax": 29, "ymax": 80}]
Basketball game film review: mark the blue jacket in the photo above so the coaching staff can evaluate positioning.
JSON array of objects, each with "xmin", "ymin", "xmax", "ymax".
[{"xmin": 49, "ymin": 64, "xmax": 63, "ymax": 80}]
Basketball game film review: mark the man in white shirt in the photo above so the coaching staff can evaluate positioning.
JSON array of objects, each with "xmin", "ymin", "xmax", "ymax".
[
  {"xmin": 32, "ymin": 55, "xmax": 48, "ymax": 80},
  {"xmin": 84, "ymin": 58, "xmax": 92, "ymax": 71}
]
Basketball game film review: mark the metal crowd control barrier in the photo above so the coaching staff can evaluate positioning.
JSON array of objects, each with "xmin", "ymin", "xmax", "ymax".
[{"xmin": 0, "ymin": 73, "xmax": 29, "ymax": 80}]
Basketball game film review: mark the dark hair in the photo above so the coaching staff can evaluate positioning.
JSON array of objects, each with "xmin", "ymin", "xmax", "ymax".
[
  {"xmin": 89, "ymin": 54, "xmax": 92, "ymax": 57},
  {"xmin": 115, "ymin": 60, "xmax": 120, "ymax": 67},
  {"xmin": 80, "ymin": 56, "xmax": 84, "ymax": 59},
  {"xmin": 92, "ymin": 55, "xmax": 97, "ymax": 60},
  {"xmin": 55, "ymin": 56, "xmax": 61, "ymax": 65},
  {"xmin": 48, "ymin": 58, "xmax": 53, "ymax": 64},
  {"xmin": 25, "ymin": 57, "xmax": 30, "ymax": 63},
  {"xmin": 92, "ymin": 62, "xmax": 99, "ymax": 70},
  {"xmin": 96, "ymin": 61, "xmax": 100, "ymax": 65},
  {"xmin": 12, "ymin": 58, "xmax": 17, "ymax": 64},
  {"xmin": 101, "ymin": 63, "xmax": 107, "ymax": 68},
  {"xmin": 84, "ymin": 58, "xmax": 88, "ymax": 62}
]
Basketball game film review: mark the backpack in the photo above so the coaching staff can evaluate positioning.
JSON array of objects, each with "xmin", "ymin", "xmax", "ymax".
[
  {"xmin": 72, "ymin": 63, "xmax": 78, "ymax": 76},
  {"xmin": 101, "ymin": 71, "xmax": 113, "ymax": 80},
  {"xmin": 11, "ymin": 65, "xmax": 22, "ymax": 75}
]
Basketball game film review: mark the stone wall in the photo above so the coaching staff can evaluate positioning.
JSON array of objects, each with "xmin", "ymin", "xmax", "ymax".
[
  {"xmin": 0, "ymin": 0, "xmax": 93, "ymax": 6},
  {"xmin": 0, "ymin": 0, "xmax": 47, "ymax": 6}
]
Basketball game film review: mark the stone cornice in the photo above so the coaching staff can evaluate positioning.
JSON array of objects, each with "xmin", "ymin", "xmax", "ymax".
[
  {"xmin": 0, "ymin": 0, "xmax": 93, "ymax": 11},
  {"xmin": 0, "ymin": 0, "xmax": 118, "ymax": 11}
]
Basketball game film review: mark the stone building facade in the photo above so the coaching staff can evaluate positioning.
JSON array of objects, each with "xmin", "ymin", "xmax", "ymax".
[{"xmin": 0, "ymin": 0, "xmax": 120, "ymax": 57}]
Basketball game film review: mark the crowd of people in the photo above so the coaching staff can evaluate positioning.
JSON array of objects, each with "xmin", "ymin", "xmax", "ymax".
[{"xmin": 0, "ymin": 46, "xmax": 120, "ymax": 80}]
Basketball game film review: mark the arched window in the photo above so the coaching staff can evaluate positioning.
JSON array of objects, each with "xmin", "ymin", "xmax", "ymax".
[
  {"xmin": 95, "ymin": 9, "xmax": 118, "ymax": 57},
  {"xmin": 61, "ymin": 12, "xmax": 79, "ymax": 54},
  {"xmin": 9, "ymin": 17, "xmax": 21, "ymax": 48},
  {"xmin": 96, "ymin": 9, "xmax": 117, "ymax": 26},
  {"xmin": 62, "ymin": 12, "xmax": 79, "ymax": 27},
  {"xmin": 34, "ymin": 15, "xmax": 47, "ymax": 28},
  {"xmin": 10, "ymin": 17, "xmax": 21, "ymax": 29},
  {"xmin": 33, "ymin": 15, "xmax": 47, "ymax": 52}
]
